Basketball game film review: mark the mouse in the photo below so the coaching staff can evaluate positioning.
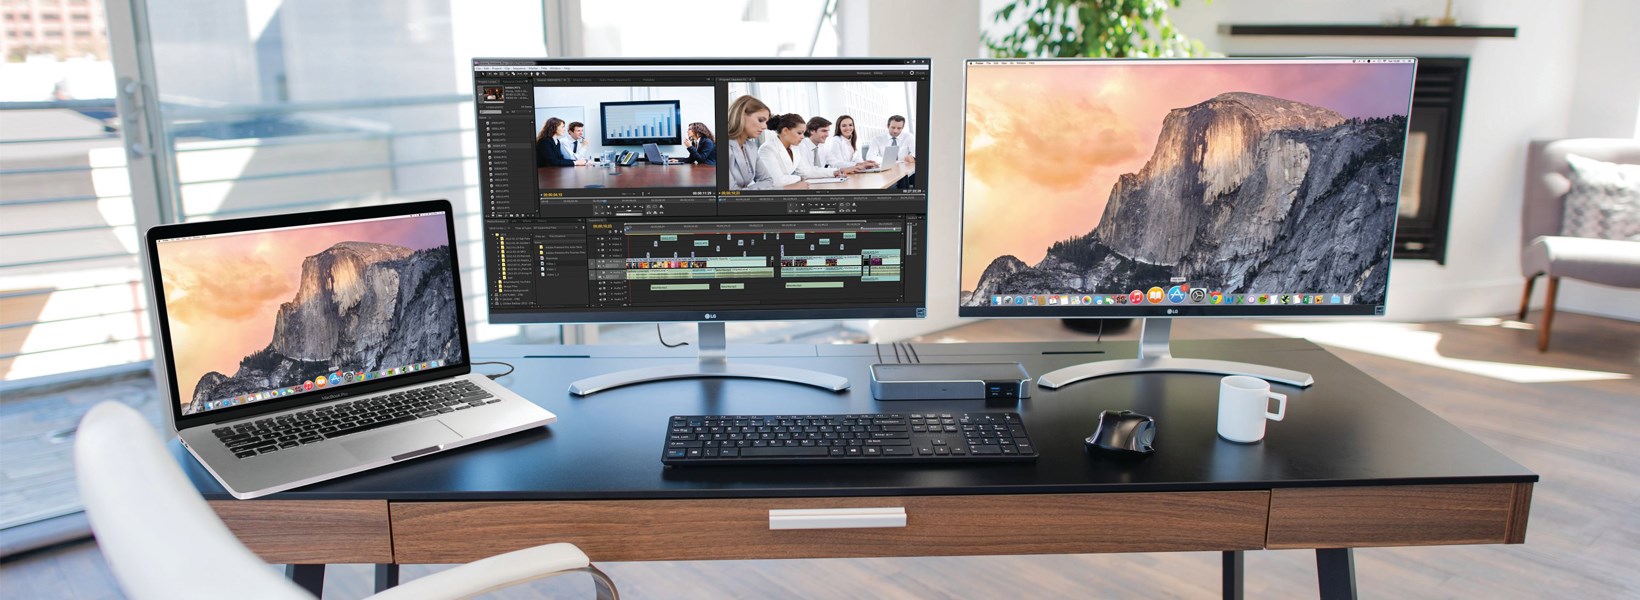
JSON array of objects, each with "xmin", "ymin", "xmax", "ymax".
[{"xmin": 1085, "ymin": 410, "xmax": 1156, "ymax": 455}]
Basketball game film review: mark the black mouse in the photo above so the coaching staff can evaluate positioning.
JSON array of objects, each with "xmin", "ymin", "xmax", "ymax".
[{"xmin": 1086, "ymin": 410, "xmax": 1156, "ymax": 455}]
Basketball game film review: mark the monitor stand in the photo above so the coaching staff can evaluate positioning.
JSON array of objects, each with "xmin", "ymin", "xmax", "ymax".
[
  {"xmin": 1035, "ymin": 318, "xmax": 1314, "ymax": 389},
  {"xmin": 567, "ymin": 322, "xmax": 851, "ymax": 395}
]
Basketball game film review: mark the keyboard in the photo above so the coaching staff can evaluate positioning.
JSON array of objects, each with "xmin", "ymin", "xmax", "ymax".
[
  {"xmin": 212, "ymin": 379, "xmax": 497, "ymax": 459},
  {"xmin": 662, "ymin": 412, "xmax": 1038, "ymax": 465}
]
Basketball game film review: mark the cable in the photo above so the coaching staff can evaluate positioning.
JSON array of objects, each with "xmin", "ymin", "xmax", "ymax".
[
  {"xmin": 875, "ymin": 342, "xmax": 885, "ymax": 363},
  {"xmin": 658, "ymin": 323, "xmax": 690, "ymax": 348},
  {"xmin": 470, "ymin": 360, "xmax": 515, "ymax": 380},
  {"xmin": 1097, "ymin": 319, "xmax": 1105, "ymax": 345}
]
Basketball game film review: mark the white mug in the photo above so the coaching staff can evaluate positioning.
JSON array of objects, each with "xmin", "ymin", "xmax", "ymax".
[{"xmin": 1217, "ymin": 375, "xmax": 1287, "ymax": 443}]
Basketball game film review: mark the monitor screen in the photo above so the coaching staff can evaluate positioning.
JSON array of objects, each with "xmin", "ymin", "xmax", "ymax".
[
  {"xmin": 149, "ymin": 209, "xmax": 465, "ymax": 418},
  {"xmin": 474, "ymin": 58, "xmax": 931, "ymax": 322},
  {"xmin": 601, "ymin": 100, "xmax": 682, "ymax": 146},
  {"xmin": 958, "ymin": 58, "xmax": 1417, "ymax": 317}
]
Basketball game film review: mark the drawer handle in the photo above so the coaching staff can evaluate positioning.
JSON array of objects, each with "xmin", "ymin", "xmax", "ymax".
[{"xmin": 769, "ymin": 507, "xmax": 907, "ymax": 530}]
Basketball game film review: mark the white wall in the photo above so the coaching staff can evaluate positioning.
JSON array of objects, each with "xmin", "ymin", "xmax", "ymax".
[
  {"xmin": 840, "ymin": 0, "xmax": 981, "ymax": 342},
  {"xmin": 532, "ymin": 86, "xmax": 715, "ymax": 157},
  {"xmin": 1166, "ymin": 0, "xmax": 1640, "ymax": 321}
]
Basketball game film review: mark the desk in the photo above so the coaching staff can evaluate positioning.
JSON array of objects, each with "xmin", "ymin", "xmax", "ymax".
[
  {"xmin": 537, "ymin": 163, "xmax": 716, "ymax": 189},
  {"xmin": 179, "ymin": 340, "xmax": 1536, "ymax": 599},
  {"xmin": 781, "ymin": 161, "xmax": 913, "ymax": 190}
]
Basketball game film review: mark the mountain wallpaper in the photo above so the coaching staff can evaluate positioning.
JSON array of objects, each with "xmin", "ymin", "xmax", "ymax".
[
  {"xmin": 960, "ymin": 62, "xmax": 1415, "ymax": 307},
  {"xmin": 155, "ymin": 214, "xmax": 460, "ymax": 415}
]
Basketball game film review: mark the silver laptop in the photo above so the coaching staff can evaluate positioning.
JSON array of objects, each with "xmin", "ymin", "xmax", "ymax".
[
  {"xmin": 143, "ymin": 200, "xmax": 556, "ymax": 499},
  {"xmin": 856, "ymin": 146, "xmax": 899, "ymax": 173}
]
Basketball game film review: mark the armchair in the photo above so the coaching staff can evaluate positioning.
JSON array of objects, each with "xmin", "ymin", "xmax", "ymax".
[
  {"xmin": 74, "ymin": 402, "xmax": 618, "ymax": 600},
  {"xmin": 1518, "ymin": 138, "xmax": 1640, "ymax": 351}
]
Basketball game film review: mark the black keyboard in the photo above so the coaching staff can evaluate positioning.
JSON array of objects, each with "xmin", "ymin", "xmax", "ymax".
[
  {"xmin": 662, "ymin": 412, "xmax": 1038, "ymax": 465},
  {"xmin": 211, "ymin": 380, "xmax": 497, "ymax": 459}
]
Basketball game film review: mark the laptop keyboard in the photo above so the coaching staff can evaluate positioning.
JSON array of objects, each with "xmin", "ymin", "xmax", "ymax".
[{"xmin": 211, "ymin": 380, "xmax": 496, "ymax": 459}]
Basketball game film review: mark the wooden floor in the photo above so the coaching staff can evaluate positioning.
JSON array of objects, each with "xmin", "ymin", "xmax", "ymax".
[{"xmin": 3, "ymin": 313, "xmax": 1636, "ymax": 599}]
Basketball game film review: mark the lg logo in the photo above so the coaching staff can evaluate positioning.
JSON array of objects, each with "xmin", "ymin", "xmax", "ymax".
[
  {"xmin": 1166, "ymin": 309, "xmax": 1179, "ymax": 315},
  {"xmin": 703, "ymin": 313, "xmax": 717, "ymax": 320}
]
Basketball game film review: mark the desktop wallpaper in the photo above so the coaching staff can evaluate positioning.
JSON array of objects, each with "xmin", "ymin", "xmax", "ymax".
[
  {"xmin": 960, "ymin": 61, "xmax": 1415, "ymax": 306},
  {"xmin": 157, "ymin": 214, "xmax": 462, "ymax": 415}
]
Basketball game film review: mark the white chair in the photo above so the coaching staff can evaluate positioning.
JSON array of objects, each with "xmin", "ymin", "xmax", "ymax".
[{"xmin": 74, "ymin": 401, "xmax": 618, "ymax": 600}]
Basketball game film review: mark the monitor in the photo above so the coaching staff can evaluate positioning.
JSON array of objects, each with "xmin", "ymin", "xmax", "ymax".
[
  {"xmin": 474, "ymin": 58, "xmax": 932, "ymax": 394},
  {"xmin": 958, "ymin": 57, "xmax": 1418, "ymax": 387},
  {"xmin": 601, "ymin": 100, "xmax": 682, "ymax": 146}
]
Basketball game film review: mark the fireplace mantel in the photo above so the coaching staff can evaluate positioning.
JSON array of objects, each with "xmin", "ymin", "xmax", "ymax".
[{"xmin": 1221, "ymin": 24, "xmax": 1517, "ymax": 38}]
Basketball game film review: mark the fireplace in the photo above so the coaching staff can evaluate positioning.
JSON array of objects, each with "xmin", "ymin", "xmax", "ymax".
[{"xmin": 1394, "ymin": 57, "xmax": 1469, "ymax": 263}]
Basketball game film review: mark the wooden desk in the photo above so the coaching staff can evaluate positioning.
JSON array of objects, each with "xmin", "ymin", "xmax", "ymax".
[
  {"xmin": 537, "ymin": 163, "xmax": 715, "ymax": 190},
  {"xmin": 780, "ymin": 161, "xmax": 914, "ymax": 191},
  {"xmin": 180, "ymin": 340, "xmax": 1536, "ymax": 599}
]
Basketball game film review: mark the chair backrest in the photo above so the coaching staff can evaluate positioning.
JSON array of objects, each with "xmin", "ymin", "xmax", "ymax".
[
  {"xmin": 1523, "ymin": 138, "xmax": 1640, "ymax": 246},
  {"xmin": 74, "ymin": 402, "xmax": 313, "ymax": 600}
]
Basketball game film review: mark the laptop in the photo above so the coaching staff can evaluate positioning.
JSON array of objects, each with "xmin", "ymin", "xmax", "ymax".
[
  {"xmin": 143, "ymin": 200, "xmax": 556, "ymax": 499},
  {"xmin": 855, "ymin": 146, "xmax": 899, "ymax": 173},
  {"xmin": 642, "ymin": 142, "xmax": 670, "ymax": 164}
]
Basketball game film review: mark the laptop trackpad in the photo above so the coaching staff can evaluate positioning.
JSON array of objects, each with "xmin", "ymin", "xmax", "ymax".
[{"xmin": 341, "ymin": 421, "xmax": 462, "ymax": 461}]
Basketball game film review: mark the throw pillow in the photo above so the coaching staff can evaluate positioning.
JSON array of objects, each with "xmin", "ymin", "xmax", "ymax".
[{"xmin": 1562, "ymin": 153, "xmax": 1640, "ymax": 241}]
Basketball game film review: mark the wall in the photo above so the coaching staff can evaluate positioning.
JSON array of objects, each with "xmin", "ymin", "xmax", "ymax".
[
  {"xmin": 1165, "ymin": 0, "xmax": 1639, "ymax": 321},
  {"xmin": 839, "ymin": 0, "xmax": 980, "ymax": 342}
]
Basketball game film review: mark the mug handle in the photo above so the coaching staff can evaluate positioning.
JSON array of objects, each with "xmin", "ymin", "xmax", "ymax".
[{"xmin": 1266, "ymin": 392, "xmax": 1287, "ymax": 421}]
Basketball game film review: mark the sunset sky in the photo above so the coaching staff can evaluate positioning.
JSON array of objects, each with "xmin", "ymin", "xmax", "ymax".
[
  {"xmin": 960, "ymin": 60, "xmax": 1416, "ymax": 290},
  {"xmin": 156, "ymin": 213, "xmax": 450, "ymax": 405}
]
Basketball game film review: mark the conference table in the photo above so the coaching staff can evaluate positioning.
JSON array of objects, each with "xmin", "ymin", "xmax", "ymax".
[
  {"xmin": 780, "ymin": 161, "xmax": 914, "ymax": 190},
  {"xmin": 178, "ymin": 339, "xmax": 1537, "ymax": 599},
  {"xmin": 537, "ymin": 163, "xmax": 716, "ymax": 189}
]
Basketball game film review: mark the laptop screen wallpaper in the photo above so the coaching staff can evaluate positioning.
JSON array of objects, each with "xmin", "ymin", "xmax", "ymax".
[{"xmin": 156, "ymin": 213, "xmax": 464, "ymax": 416}]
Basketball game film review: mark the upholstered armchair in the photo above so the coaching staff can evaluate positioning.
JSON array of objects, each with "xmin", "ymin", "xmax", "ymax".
[{"xmin": 1518, "ymin": 138, "xmax": 1640, "ymax": 351}]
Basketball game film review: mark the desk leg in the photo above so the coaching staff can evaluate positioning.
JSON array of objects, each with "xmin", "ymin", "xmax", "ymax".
[
  {"xmin": 374, "ymin": 564, "xmax": 400, "ymax": 592},
  {"xmin": 1316, "ymin": 548, "xmax": 1357, "ymax": 600},
  {"xmin": 1222, "ymin": 551, "xmax": 1244, "ymax": 600},
  {"xmin": 284, "ymin": 564, "xmax": 325, "ymax": 597}
]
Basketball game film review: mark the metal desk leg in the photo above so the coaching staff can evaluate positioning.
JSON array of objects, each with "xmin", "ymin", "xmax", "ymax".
[
  {"xmin": 1316, "ymin": 548, "xmax": 1357, "ymax": 600},
  {"xmin": 1223, "ymin": 551, "xmax": 1244, "ymax": 600},
  {"xmin": 284, "ymin": 564, "xmax": 325, "ymax": 597},
  {"xmin": 374, "ymin": 564, "xmax": 400, "ymax": 592}
]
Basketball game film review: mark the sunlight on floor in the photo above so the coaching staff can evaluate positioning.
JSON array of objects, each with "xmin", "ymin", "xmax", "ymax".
[{"xmin": 1253, "ymin": 321, "xmax": 1633, "ymax": 383}]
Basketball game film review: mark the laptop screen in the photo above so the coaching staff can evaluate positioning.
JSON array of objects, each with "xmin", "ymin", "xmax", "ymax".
[{"xmin": 152, "ymin": 211, "xmax": 465, "ymax": 417}]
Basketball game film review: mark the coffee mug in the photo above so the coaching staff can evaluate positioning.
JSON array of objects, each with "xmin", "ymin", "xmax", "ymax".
[{"xmin": 1217, "ymin": 375, "xmax": 1287, "ymax": 443}]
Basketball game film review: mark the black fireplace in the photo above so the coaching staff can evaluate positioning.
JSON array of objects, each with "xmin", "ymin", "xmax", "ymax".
[{"xmin": 1395, "ymin": 57, "xmax": 1469, "ymax": 263}]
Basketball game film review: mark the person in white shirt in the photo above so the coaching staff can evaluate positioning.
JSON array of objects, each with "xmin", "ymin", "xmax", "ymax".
[
  {"xmin": 795, "ymin": 116, "xmax": 868, "ymax": 177},
  {"xmin": 560, "ymin": 121, "xmax": 592, "ymax": 162},
  {"xmin": 867, "ymin": 114, "xmax": 916, "ymax": 166},
  {"xmin": 755, "ymin": 113, "xmax": 809, "ymax": 187},
  {"xmin": 822, "ymin": 114, "xmax": 875, "ymax": 170}
]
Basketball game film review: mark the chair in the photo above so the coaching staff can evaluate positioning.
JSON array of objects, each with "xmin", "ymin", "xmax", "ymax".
[
  {"xmin": 74, "ymin": 402, "xmax": 618, "ymax": 600},
  {"xmin": 1519, "ymin": 138, "xmax": 1640, "ymax": 351}
]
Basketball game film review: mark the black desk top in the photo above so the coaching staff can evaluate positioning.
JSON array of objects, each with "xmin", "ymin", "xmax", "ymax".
[{"xmin": 178, "ymin": 339, "xmax": 1537, "ymax": 501}]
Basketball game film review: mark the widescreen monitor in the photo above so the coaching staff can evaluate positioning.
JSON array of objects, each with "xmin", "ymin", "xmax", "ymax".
[
  {"xmin": 959, "ymin": 57, "xmax": 1417, "ymax": 319},
  {"xmin": 473, "ymin": 58, "xmax": 931, "ymax": 393}
]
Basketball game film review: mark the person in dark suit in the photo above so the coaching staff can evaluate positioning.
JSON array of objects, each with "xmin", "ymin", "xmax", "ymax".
[
  {"xmin": 682, "ymin": 122, "xmax": 717, "ymax": 166},
  {"xmin": 535, "ymin": 117, "xmax": 579, "ymax": 167}
]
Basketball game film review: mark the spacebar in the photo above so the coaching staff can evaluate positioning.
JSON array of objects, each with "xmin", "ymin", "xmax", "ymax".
[
  {"xmin": 323, "ymin": 415, "xmax": 416, "ymax": 439},
  {"xmin": 738, "ymin": 447, "xmax": 830, "ymax": 457}
]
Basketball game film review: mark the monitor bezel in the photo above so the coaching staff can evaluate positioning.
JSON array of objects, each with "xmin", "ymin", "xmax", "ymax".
[
  {"xmin": 476, "ymin": 57, "xmax": 933, "ymax": 324},
  {"xmin": 145, "ymin": 200, "xmax": 473, "ymax": 429},
  {"xmin": 956, "ymin": 56, "xmax": 1416, "ymax": 319}
]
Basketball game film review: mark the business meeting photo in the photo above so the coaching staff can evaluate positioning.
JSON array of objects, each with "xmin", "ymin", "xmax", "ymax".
[
  {"xmin": 533, "ymin": 85, "xmax": 717, "ymax": 191},
  {"xmin": 723, "ymin": 80, "xmax": 920, "ymax": 192}
]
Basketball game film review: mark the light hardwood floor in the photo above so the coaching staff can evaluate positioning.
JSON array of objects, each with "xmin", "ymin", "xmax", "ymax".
[{"xmin": 3, "ymin": 313, "xmax": 1636, "ymax": 599}]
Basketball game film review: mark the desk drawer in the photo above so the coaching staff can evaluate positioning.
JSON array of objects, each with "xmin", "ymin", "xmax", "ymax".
[
  {"xmin": 1266, "ymin": 483, "xmax": 1533, "ymax": 549},
  {"xmin": 390, "ymin": 491, "xmax": 1270, "ymax": 563},
  {"xmin": 210, "ymin": 499, "xmax": 393, "ymax": 564}
]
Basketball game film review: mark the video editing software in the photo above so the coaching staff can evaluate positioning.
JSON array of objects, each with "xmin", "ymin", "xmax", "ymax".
[{"xmin": 475, "ymin": 58, "xmax": 930, "ymax": 321}]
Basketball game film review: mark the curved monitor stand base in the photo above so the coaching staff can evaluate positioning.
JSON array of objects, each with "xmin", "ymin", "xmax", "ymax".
[
  {"xmin": 1035, "ymin": 318, "xmax": 1315, "ymax": 389},
  {"xmin": 567, "ymin": 322, "xmax": 851, "ymax": 396}
]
